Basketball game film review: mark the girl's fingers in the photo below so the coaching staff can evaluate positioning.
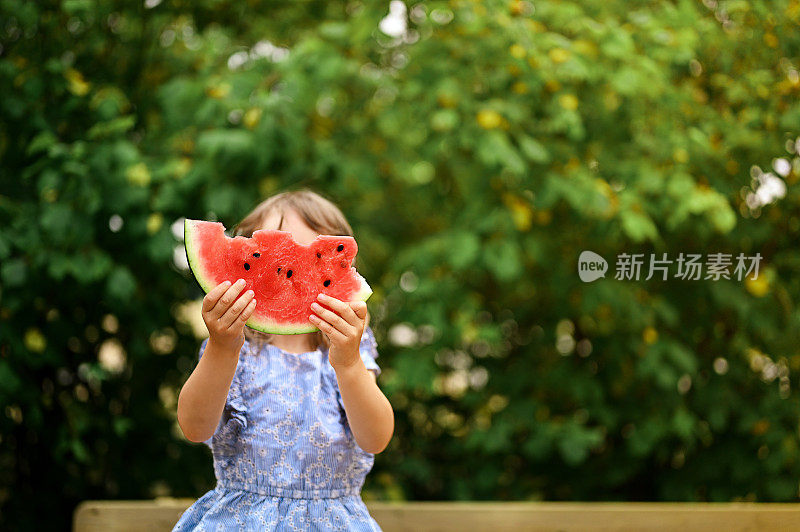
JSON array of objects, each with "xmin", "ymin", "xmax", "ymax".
[
  {"xmin": 211, "ymin": 279, "xmax": 246, "ymax": 319},
  {"xmin": 221, "ymin": 290, "xmax": 255, "ymax": 329},
  {"xmin": 310, "ymin": 314, "xmax": 346, "ymax": 343},
  {"xmin": 310, "ymin": 302, "xmax": 354, "ymax": 337},
  {"xmin": 350, "ymin": 301, "xmax": 368, "ymax": 320},
  {"xmin": 316, "ymin": 294, "xmax": 359, "ymax": 327},
  {"xmin": 202, "ymin": 280, "xmax": 232, "ymax": 312},
  {"xmin": 230, "ymin": 298, "xmax": 257, "ymax": 330}
]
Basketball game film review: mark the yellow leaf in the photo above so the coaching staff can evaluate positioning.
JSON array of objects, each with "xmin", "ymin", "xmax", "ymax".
[
  {"xmin": 745, "ymin": 273, "xmax": 770, "ymax": 297},
  {"xmin": 437, "ymin": 93, "xmax": 458, "ymax": 108},
  {"xmin": 477, "ymin": 109, "xmax": 503, "ymax": 129},
  {"xmin": 461, "ymin": 323, "xmax": 478, "ymax": 343},
  {"xmin": 549, "ymin": 48, "xmax": 571, "ymax": 64},
  {"xmin": 509, "ymin": 0, "xmax": 527, "ymax": 16},
  {"xmin": 502, "ymin": 193, "xmax": 533, "ymax": 231},
  {"xmin": 42, "ymin": 189, "xmax": 58, "ymax": 202},
  {"xmin": 24, "ymin": 328, "xmax": 46, "ymax": 353},
  {"xmin": 643, "ymin": 327, "xmax": 658, "ymax": 345},
  {"xmin": 65, "ymin": 68, "xmax": 91, "ymax": 96},
  {"xmin": 565, "ymin": 157, "xmax": 580, "ymax": 171},
  {"xmin": 525, "ymin": 20, "xmax": 546, "ymax": 33},
  {"xmin": 126, "ymin": 162, "xmax": 151, "ymax": 186},
  {"xmin": 751, "ymin": 419, "xmax": 770, "ymax": 436},
  {"xmin": 243, "ymin": 108, "xmax": 262, "ymax": 129},
  {"xmin": 147, "ymin": 213, "xmax": 164, "ymax": 235},
  {"xmin": 595, "ymin": 178, "xmax": 619, "ymax": 219},
  {"xmin": 512, "ymin": 82, "xmax": 528, "ymax": 94},
  {"xmin": 558, "ymin": 94, "xmax": 579, "ymax": 110},
  {"xmin": 536, "ymin": 209, "xmax": 552, "ymax": 225},
  {"xmin": 206, "ymin": 82, "xmax": 231, "ymax": 99},
  {"xmin": 673, "ymin": 148, "xmax": 689, "ymax": 163},
  {"xmin": 692, "ymin": 87, "xmax": 708, "ymax": 104},
  {"xmin": 509, "ymin": 44, "xmax": 526, "ymax": 59},
  {"xmin": 573, "ymin": 40, "xmax": 598, "ymax": 58},
  {"xmin": 544, "ymin": 79, "xmax": 561, "ymax": 92},
  {"xmin": 776, "ymin": 79, "xmax": 795, "ymax": 95}
]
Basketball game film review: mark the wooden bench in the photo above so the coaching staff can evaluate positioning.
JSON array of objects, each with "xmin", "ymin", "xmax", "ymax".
[{"xmin": 73, "ymin": 499, "xmax": 800, "ymax": 531}]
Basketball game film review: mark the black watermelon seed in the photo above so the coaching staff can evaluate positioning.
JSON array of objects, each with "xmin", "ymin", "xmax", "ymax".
[
  {"xmin": 277, "ymin": 267, "xmax": 281, "ymax": 273},
  {"xmin": 286, "ymin": 270, "xmax": 293, "ymax": 278},
  {"xmin": 337, "ymin": 244, "xmax": 344, "ymax": 252},
  {"xmin": 253, "ymin": 252, "xmax": 260, "ymax": 258},
  {"xmin": 323, "ymin": 279, "xmax": 331, "ymax": 287},
  {"xmin": 316, "ymin": 252, "xmax": 321, "ymax": 258},
  {"xmin": 244, "ymin": 263, "xmax": 250, "ymax": 271}
]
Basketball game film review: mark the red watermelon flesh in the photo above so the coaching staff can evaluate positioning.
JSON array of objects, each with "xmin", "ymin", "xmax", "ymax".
[{"xmin": 184, "ymin": 219, "xmax": 372, "ymax": 335}]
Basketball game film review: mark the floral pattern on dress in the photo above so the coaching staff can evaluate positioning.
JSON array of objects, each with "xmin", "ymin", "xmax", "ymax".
[{"xmin": 173, "ymin": 326, "xmax": 383, "ymax": 531}]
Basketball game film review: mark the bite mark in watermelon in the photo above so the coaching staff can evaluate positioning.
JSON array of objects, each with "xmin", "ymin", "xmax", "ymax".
[{"xmin": 184, "ymin": 219, "xmax": 372, "ymax": 335}]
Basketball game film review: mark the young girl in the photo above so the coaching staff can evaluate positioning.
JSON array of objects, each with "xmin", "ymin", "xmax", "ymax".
[{"xmin": 174, "ymin": 189, "xmax": 394, "ymax": 531}]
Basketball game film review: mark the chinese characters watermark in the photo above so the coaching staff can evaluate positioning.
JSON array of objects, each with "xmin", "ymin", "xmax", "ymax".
[{"xmin": 578, "ymin": 250, "xmax": 762, "ymax": 283}]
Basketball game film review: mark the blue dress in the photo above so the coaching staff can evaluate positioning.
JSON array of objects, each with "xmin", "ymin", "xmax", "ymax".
[{"xmin": 173, "ymin": 326, "xmax": 383, "ymax": 531}]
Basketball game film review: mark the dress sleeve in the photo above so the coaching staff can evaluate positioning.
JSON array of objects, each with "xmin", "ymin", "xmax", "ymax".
[
  {"xmin": 359, "ymin": 326, "xmax": 381, "ymax": 377},
  {"xmin": 196, "ymin": 338, "xmax": 249, "ymax": 453}
]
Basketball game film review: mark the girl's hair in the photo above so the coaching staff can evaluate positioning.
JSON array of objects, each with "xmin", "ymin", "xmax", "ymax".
[{"xmin": 231, "ymin": 187, "xmax": 368, "ymax": 352}]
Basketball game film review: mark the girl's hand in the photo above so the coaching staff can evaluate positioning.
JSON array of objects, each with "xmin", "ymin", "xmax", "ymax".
[
  {"xmin": 202, "ymin": 279, "xmax": 257, "ymax": 354},
  {"xmin": 309, "ymin": 293, "xmax": 367, "ymax": 371}
]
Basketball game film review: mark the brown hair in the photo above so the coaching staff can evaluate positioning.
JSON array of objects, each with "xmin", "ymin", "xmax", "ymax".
[{"xmin": 232, "ymin": 188, "xmax": 368, "ymax": 352}]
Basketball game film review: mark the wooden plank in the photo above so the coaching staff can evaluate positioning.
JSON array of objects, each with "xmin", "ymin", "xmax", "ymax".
[
  {"xmin": 365, "ymin": 502, "xmax": 800, "ymax": 531},
  {"xmin": 73, "ymin": 500, "xmax": 800, "ymax": 532},
  {"xmin": 73, "ymin": 499, "xmax": 194, "ymax": 532}
]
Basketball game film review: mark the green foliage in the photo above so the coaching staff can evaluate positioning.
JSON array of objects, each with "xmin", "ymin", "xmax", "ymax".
[{"xmin": 2, "ymin": 0, "xmax": 800, "ymax": 528}]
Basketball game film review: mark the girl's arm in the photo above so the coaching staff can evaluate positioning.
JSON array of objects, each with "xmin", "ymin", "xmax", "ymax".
[
  {"xmin": 177, "ymin": 279, "xmax": 256, "ymax": 443},
  {"xmin": 310, "ymin": 294, "xmax": 394, "ymax": 454},
  {"xmin": 334, "ymin": 357, "xmax": 394, "ymax": 454}
]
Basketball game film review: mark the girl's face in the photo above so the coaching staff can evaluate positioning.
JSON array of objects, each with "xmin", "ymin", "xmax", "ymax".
[{"xmin": 261, "ymin": 208, "xmax": 319, "ymax": 246}]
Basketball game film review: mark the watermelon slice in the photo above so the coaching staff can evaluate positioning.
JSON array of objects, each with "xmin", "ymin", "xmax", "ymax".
[{"xmin": 184, "ymin": 219, "xmax": 372, "ymax": 335}]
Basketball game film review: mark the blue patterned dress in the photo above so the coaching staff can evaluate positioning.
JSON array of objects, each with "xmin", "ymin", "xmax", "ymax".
[{"xmin": 173, "ymin": 326, "xmax": 383, "ymax": 531}]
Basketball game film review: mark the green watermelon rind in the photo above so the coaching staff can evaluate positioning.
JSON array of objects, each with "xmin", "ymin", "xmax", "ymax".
[
  {"xmin": 184, "ymin": 218, "xmax": 373, "ymax": 336},
  {"xmin": 184, "ymin": 219, "xmax": 218, "ymax": 296}
]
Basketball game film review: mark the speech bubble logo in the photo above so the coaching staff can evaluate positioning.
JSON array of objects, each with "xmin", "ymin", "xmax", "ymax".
[{"xmin": 578, "ymin": 250, "xmax": 608, "ymax": 282}]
